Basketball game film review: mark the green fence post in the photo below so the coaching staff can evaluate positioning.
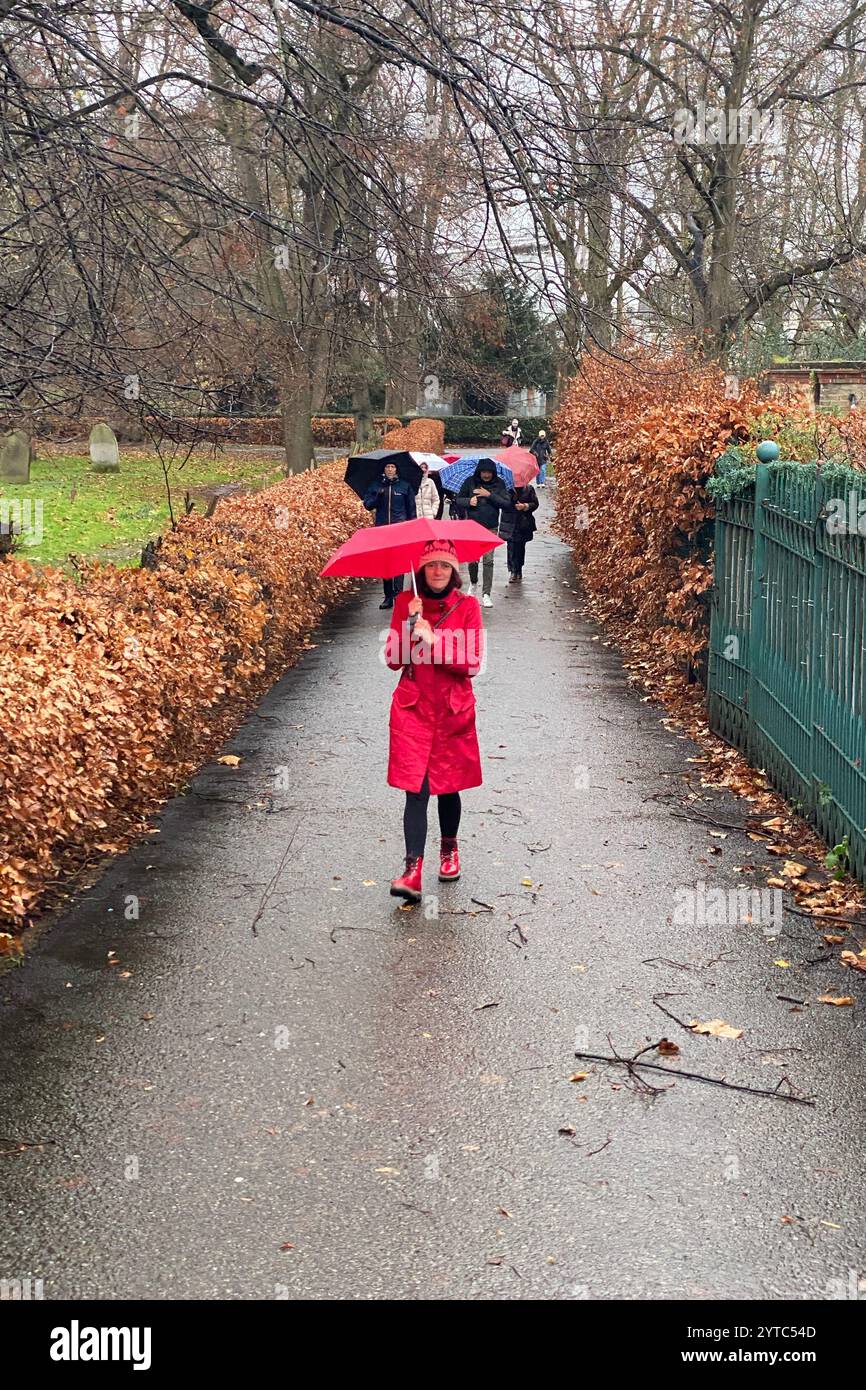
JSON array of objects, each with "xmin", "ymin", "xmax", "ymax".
[
  {"xmin": 807, "ymin": 470, "xmax": 824, "ymax": 815},
  {"xmin": 746, "ymin": 463, "xmax": 770, "ymax": 761}
]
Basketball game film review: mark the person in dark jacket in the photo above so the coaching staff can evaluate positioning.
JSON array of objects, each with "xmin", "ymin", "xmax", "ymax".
[
  {"xmin": 529, "ymin": 429, "xmax": 552, "ymax": 487},
  {"xmin": 363, "ymin": 461, "xmax": 417, "ymax": 608},
  {"xmin": 453, "ymin": 462, "xmax": 509, "ymax": 607},
  {"xmin": 499, "ymin": 482, "xmax": 539, "ymax": 582}
]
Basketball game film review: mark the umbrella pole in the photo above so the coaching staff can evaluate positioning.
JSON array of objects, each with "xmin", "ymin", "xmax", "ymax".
[{"xmin": 407, "ymin": 565, "xmax": 419, "ymax": 630}]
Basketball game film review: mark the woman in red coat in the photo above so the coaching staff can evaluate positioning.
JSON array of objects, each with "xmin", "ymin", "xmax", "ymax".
[{"xmin": 384, "ymin": 539, "xmax": 484, "ymax": 902}]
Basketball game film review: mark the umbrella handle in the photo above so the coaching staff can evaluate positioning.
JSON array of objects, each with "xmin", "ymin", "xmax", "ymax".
[{"xmin": 408, "ymin": 567, "xmax": 418, "ymax": 629}]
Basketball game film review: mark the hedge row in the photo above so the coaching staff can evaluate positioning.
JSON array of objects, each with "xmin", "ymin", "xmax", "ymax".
[
  {"xmin": 381, "ymin": 417, "xmax": 445, "ymax": 453},
  {"xmin": 145, "ymin": 416, "xmax": 401, "ymax": 446},
  {"xmin": 552, "ymin": 351, "xmax": 768, "ymax": 681},
  {"xmin": 399, "ymin": 415, "xmax": 551, "ymax": 444},
  {"xmin": 32, "ymin": 416, "xmax": 402, "ymax": 448},
  {"xmin": 0, "ymin": 461, "xmax": 365, "ymax": 937}
]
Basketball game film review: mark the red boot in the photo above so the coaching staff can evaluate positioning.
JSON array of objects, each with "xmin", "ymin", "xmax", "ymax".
[
  {"xmin": 439, "ymin": 837, "xmax": 460, "ymax": 882},
  {"xmin": 390, "ymin": 856, "xmax": 423, "ymax": 902}
]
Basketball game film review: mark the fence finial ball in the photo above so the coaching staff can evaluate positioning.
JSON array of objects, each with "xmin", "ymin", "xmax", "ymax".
[{"xmin": 755, "ymin": 440, "xmax": 780, "ymax": 462}]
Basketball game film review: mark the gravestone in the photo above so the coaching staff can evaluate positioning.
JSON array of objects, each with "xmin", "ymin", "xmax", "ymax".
[
  {"xmin": 89, "ymin": 422, "xmax": 120, "ymax": 473},
  {"xmin": 0, "ymin": 430, "xmax": 32, "ymax": 482}
]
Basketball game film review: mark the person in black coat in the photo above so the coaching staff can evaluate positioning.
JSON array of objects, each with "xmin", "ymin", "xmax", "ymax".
[
  {"xmin": 363, "ymin": 462, "xmax": 417, "ymax": 608},
  {"xmin": 452, "ymin": 462, "xmax": 509, "ymax": 606},
  {"xmin": 528, "ymin": 430, "xmax": 552, "ymax": 487},
  {"xmin": 499, "ymin": 482, "xmax": 539, "ymax": 582}
]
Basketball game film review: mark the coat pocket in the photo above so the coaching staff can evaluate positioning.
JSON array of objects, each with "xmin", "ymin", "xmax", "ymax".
[
  {"xmin": 392, "ymin": 678, "xmax": 421, "ymax": 711},
  {"xmin": 447, "ymin": 680, "xmax": 475, "ymax": 715}
]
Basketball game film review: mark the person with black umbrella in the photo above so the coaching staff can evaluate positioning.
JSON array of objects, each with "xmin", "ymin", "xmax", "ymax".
[{"xmin": 363, "ymin": 461, "xmax": 417, "ymax": 607}]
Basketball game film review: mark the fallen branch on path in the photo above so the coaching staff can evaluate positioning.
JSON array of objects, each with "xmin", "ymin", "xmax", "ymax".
[
  {"xmin": 669, "ymin": 809, "xmax": 754, "ymax": 834},
  {"xmin": 652, "ymin": 994, "xmax": 697, "ymax": 1034},
  {"xmin": 785, "ymin": 905, "xmax": 866, "ymax": 931},
  {"xmin": 573, "ymin": 1046, "xmax": 816, "ymax": 1106}
]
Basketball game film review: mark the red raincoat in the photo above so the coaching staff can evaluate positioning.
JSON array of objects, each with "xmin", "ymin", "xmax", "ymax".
[{"xmin": 385, "ymin": 588, "xmax": 484, "ymax": 794}]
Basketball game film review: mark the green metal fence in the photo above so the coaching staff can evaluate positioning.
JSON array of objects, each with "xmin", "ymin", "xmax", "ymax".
[{"xmin": 708, "ymin": 461, "xmax": 866, "ymax": 881}]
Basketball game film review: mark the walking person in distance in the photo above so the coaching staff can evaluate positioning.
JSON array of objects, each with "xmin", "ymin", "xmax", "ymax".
[
  {"xmin": 363, "ymin": 461, "xmax": 416, "ymax": 608},
  {"xmin": 500, "ymin": 479, "xmax": 539, "ymax": 583},
  {"xmin": 453, "ymin": 461, "xmax": 508, "ymax": 607}
]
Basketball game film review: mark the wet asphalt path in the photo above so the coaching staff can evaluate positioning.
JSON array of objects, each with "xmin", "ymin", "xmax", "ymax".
[{"xmin": 2, "ymin": 490, "xmax": 865, "ymax": 1301}]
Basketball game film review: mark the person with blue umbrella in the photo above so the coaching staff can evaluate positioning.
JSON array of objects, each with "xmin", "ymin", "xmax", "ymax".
[{"xmin": 452, "ymin": 460, "xmax": 509, "ymax": 606}]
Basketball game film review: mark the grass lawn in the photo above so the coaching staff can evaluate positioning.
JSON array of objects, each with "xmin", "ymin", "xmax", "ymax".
[{"xmin": 4, "ymin": 449, "xmax": 286, "ymax": 568}]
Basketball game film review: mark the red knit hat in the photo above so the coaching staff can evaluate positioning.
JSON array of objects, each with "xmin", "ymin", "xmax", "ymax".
[{"xmin": 418, "ymin": 539, "xmax": 459, "ymax": 569}]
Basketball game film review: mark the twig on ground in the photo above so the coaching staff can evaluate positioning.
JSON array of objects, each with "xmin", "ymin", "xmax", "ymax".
[
  {"xmin": 669, "ymin": 810, "xmax": 753, "ymax": 834},
  {"xmin": 585, "ymin": 1134, "xmax": 612, "ymax": 1157},
  {"xmin": 251, "ymin": 821, "xmax": 300, "ymax": 936},
  {"xmin": 785, "ymin": 906, "xmax": 866, "ymax": 930},
  {"xmin": 574, "ymin": 1046, "xmax": 816, "ymax": 1106},
  {"xmin": 652, "ymin": 994, "xmax": 697, "ymax": 1034}
]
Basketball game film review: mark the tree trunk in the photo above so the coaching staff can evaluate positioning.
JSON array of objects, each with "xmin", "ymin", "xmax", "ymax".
[{"xmin": 280, "ymin": 363, "xmax": 314, "ymax": 474}]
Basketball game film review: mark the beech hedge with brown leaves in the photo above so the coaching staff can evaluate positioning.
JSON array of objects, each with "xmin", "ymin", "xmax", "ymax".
[
  {"xmin": 553, "ymin": 351, "xmax": 769, "ymax": 681},
  {"xmin": 381, "ymin": 417, "xmax": 445, "ymax": 454},
  {"xmin": 0, "ymin": 461, "xmax": 364, "ymax": 936}
]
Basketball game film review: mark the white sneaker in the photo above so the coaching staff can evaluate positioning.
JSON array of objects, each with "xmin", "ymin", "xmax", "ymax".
[
  {"xmin": 482, "ymin": 593, "xmax": 493, "ymax": 608},
  {"xmin": 466, "ymin": 583, "xmax": 475, "ymax": 597}
]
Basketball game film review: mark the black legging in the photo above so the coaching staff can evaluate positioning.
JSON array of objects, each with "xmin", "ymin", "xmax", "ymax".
[{"xmin": 403, "ymin": 774, "xmax": 461, "ymax": 859}]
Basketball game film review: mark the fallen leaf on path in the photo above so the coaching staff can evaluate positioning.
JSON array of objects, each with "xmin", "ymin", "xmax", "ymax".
[
  {"xmin": 217, "ymin": 755, "xmax": 242, "ymax": 766},
  {"xmin": 520, "ymin": 878, "xmax": 533, "ymax": 887},
  {"xmin": 361, "ymin": 880, "xmax": 376, "ymax": 887},
  {"xmin": 558, "ymin": 1125, "xmax": 576, "ymax": 1137},
  {"xmin": 773, "ymin": 960, "xmax": 791, "ymax": 968},
  {"xmin": 474, "ymin": 1000, "xmax": 500, "ymax": 1010},
  {"xmin": 840, "ymin": 951, "xmax": 866, "ymax": 974},
  {"xmin": 279, "ymin": 1241, "xmax": 294, "ymax": 1251},
  {"xmin": 657, "ymin": 1039, "xmax": 680, "ymax": 1055},
  {"xmin": 690, "ymin": 1018, "xmax": 743, "ymax": 1039},
  {"xmin": 497, "ymin": 1207, "xmax": 512, "ymax": 1218},
  {"xmin": 817, "ymin": 995, "xmax": 854, "ymax": 1006},
  {"xmin": 569, "ymin": 1071, "xmax": 589, "ymax": 1082},
  {"xmin": 781, "ymin": 860, "xmax": 808, "ymax": 878},
  {"xmin": 823, "ymin": 934, "xmax": 845, "ymax": 945}
]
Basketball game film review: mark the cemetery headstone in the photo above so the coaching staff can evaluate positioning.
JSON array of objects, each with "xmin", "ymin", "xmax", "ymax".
[
  {"xmin": 89, "ymin": 422, "xmax": 120, "ymax": 473},
  {"xmin": 0, "ymin": 430, "xmax": 32, "ymax": 482}
]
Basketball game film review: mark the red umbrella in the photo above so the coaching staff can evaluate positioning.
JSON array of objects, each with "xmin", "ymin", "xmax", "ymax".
[
  {"xmin": 493, "ymin": 446, "xmax": 539, "ymax": 487},
  {"xmin": 320, "ymin": 517, "xmax": 503, "ymax": 592}
]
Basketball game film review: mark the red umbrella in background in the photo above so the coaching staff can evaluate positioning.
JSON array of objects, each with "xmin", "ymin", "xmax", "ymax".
[
  {"xmin": 320, "ymin": 518, "xmax": 503, "ymax": 595},
  {"xmin": 492, "ymin": 446, "xmax": 539, "ymax": 487}
]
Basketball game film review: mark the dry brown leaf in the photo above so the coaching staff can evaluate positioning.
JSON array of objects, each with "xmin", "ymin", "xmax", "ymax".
[
  {"xmin": 690, "ymin": 1018, "xmax": 744, "ymax": 1039},
  {"xmin": 817, "ymin": 995, "xmax": 855, "ymax": 1007},
  {"xmin": 217, "ymin": 755, "xmax": 242, "ymax": 767},
  {"xmin": 781, "ymin": 860, "xmax": 808, "ymax": 878}
]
